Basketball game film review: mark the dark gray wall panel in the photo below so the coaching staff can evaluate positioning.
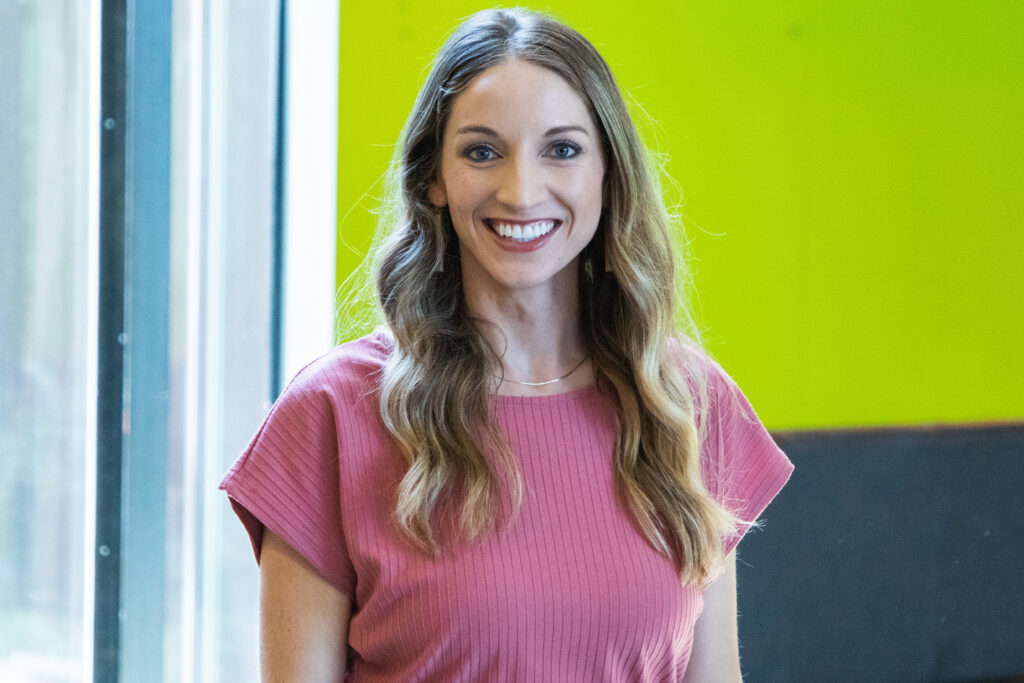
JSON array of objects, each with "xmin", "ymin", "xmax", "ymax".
[{"xmin": 737, "ymin": 425, "xmax": 1024, "ymax": 683}]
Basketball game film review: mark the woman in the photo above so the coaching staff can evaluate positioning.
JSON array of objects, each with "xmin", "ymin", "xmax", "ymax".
[{"xmin": 222, "ymin": 8, "xmax": 792, "ymax": 681}]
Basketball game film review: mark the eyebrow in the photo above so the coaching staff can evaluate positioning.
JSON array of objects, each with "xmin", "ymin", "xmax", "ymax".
[{"xmin": 454, "ymin": 124, "xmax": 591, "ymax": 138}]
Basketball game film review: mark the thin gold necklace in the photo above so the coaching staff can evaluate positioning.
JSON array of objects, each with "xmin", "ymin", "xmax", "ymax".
[{"xmin": 497, "ymin": 354, "xmax": 590, "ymax": 387}]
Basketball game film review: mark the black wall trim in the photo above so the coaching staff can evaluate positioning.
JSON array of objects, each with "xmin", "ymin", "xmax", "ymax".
[
  {"xmin": 270, "ymin": 0, "xmax": 287, "ymax": 400},
  {"xmin": 94, "ymin": 1, "xmax": 127, "ymax": 679}
]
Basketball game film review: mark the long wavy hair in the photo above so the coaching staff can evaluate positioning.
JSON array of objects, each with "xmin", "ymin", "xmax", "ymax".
[{"xmin": 370, "ymin": 7, "xmax": 738, "ymax": 584}]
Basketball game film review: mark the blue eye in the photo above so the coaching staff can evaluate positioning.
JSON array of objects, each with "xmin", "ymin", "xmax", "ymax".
[
  {"xmin": 465, "ymin": 145, "xmax": 497, "ymax": 162},
  {"xmin": 550, "ymin": 140, "xmax": 582, "ymax": 159}
]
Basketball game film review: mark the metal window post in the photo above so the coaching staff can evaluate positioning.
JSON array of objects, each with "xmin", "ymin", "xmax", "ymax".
[{"xmin": 95, "ymin": 0, "xmax": 172, "ymax": 679}]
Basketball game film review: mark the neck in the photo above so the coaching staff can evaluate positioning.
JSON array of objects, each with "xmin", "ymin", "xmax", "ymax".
[{"xmin": 462, "ymin": 265, "xmax": 591, "ymax": 395}]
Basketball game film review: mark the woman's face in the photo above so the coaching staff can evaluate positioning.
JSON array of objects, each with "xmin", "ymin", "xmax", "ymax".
[{"xmin": 429, "ymin": 59, "xmax": 605, "ymax": 297}]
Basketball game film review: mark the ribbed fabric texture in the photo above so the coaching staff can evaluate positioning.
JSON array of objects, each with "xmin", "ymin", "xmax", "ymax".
[{"xmin": 220, "ymin": 331, "xmax": 793, "ymax": 682}]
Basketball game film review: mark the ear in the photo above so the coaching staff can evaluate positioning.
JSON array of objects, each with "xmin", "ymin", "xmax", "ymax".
[{"xmin": 428, "ymin": 178, "xmax": 448, "ymax": 207}]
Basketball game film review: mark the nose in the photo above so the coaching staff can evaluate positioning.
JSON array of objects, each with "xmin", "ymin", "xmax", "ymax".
[{"xmin": 495, "ymin": 154, "xmax": 546, "ymax": 210}]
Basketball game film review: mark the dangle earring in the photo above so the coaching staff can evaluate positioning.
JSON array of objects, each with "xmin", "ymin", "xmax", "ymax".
[
  {"xmin": 600, "ymin": 221, "xmax": 613, "ymax": 274},
  {"xmin": 432, "ymin": 207, "xmax": 447, "ymax": 274}
]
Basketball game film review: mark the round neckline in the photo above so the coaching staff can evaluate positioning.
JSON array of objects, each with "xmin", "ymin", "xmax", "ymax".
[
  {"xmin": 372, "ymin": 328, "xmax": 605, "ymax": 405},
  {"xmin": 491, "ymin": 381, "xmax": 603, "ymax": 404}
]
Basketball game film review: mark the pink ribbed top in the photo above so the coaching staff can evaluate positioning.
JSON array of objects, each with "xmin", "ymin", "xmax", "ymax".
[{"xmin": 220, "ymin": 331, "xmax": 792, "ymax": 681}]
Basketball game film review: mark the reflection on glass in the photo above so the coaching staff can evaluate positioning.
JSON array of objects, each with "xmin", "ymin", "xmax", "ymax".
[
  {"xmin": 166, "ymin": 2, "xmax": 277, "ymax": 681},
  {"xmin": 0, "ymin": 2, "xmax": 279, "ymax": 680},
  {"xmin": 0, "ymin": 2, "xmax": 95, "ymax": 682}
]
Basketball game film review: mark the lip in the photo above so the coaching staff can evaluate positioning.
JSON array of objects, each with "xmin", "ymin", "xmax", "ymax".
[{"xmin": 483, "ymin": 218, "xmax": 562, "ymax": 253}]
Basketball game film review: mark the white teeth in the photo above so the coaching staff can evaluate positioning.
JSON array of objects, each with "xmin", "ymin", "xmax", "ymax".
[{"xmin": 493, "ymin": 220, "xmax": 555, "ymax": 242}]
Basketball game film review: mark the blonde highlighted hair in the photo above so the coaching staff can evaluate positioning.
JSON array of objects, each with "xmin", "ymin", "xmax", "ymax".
[{"xmin": 363, "ymin": 7, "xmax": 737, "ymax": 584}]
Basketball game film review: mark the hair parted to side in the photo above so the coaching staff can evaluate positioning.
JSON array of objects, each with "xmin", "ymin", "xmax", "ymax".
[{"xmin": 370, "ymin": 6, "xmax": 740, "ymax": 584}]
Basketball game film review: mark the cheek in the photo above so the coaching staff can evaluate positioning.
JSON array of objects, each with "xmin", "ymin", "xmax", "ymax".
[
  {"xmin": 443, "ymin": 173, "xmax": 484, "ymax": 240},
  {"xmin": 444, "ymin": 169, "xmax": 482, "ymax": 212},
  {"xmin": 565, "ymin": 162, "xmax": 604, "ymax": 201},
  {"xmin": 567, "ymin": 173, "xmax": 604, "ymax": 219}
]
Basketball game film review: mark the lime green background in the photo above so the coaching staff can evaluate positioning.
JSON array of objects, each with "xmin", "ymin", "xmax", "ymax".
[{"xmin": 337, "ymin": 2, "xmax": 1024, "ymax": 430}]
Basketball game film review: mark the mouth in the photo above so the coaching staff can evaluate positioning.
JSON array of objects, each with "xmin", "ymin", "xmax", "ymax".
[{"xmin": 484, "ymin": 219, "xmax": 561, "ymax": 243}]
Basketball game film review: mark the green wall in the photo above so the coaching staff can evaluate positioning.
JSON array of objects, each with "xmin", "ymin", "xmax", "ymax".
[{"xmin": 337, "ymin": 1, "xmax": 1024, "ymax": 430}]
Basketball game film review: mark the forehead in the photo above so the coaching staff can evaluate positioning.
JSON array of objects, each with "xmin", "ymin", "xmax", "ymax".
[{"xmin": 446, "ymin": 59, "xmax": 595, "ymax": 134}]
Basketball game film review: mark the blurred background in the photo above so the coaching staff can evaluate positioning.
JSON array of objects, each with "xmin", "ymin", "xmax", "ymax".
[
  {"xmin": 1, "ymin": 1, "xmax": 1021, "ymax": 681},
  {"xmin": 336, "ymin": 1, "xmax": 1024, "ymax": 429}
]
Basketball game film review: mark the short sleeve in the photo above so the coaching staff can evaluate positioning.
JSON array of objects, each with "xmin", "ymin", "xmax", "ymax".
[
  {"xmin": 219, "ymin": 367, "xmax": 356, "ymax": 599},
  {"xmin": 700, "ymin": 359, "xmax": 794, "ymax": 558}
]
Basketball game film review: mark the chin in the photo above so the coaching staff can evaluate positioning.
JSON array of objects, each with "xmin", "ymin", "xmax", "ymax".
[
  {"xmin": 494, "ymin": 274, "xmax": 552, "ymax": 291},
  {"xmin": 471, "ymin": 270, "xmax": 544, "ymax": 293}
]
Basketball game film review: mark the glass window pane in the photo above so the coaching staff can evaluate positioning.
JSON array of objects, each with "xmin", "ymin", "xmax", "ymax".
[
  {"xmin": 0, "ymin": 2, "xmax": 96, "ymax": 682},
  {"xmin": 166, "ymin": 2, "xmax": 278, "ymax": 681}
]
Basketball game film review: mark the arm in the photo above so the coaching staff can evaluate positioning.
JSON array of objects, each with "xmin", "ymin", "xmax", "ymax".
[
  {"xmin": 682, "ymin": 550, "xmax": 743, "ymax": 683},
  {"xmin": 260, "ymin": 529, "xmax": 353, "ymax": 683}
]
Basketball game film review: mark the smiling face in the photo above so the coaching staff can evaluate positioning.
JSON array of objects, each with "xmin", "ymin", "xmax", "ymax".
[{"xmin": 428, "ymin": 59, "xmax": 605, "ymax": 298}]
